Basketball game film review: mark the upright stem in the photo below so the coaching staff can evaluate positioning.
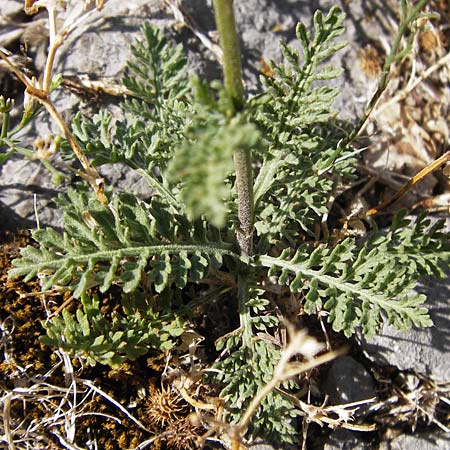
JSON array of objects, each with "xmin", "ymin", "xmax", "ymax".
[
  {"xmin": 213, "ymin": 1, "xmax": 254, "ymax": 351},
  {"xmin": 213, "ymin": 0, "xmax": 253, "ymax": 257},
  {"xmin": 233, "ymin": 149, "xmax": 254, "ymax": 257},
  {"xmin": 1, "ymin": 112, "xmax": 9, "ymax": 139},
  {"xmin": 213, "ymin": 0, "xmax": 244, "ymax": 112}
]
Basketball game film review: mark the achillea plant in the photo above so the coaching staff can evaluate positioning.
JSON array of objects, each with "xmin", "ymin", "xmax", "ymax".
[{"xmin": 5, "ymin": 0, "xmax": 449, "ymax": 445}]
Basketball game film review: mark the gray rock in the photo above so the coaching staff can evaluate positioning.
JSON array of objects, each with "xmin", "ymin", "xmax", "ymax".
[
  {"xmin": 324, "ymin": 429, "xmax": 371, "ymax": 450},
  {"xmin": 0, "ymin": 0, "xmax": 23, "ymax": 16},
  {"xmin": 1, "ymin": 0, "xmax": 165, "ymax": 230},
  {"xmin": 322, "ymin": 356, "xmax": 377, "ymax": 405},
  {"xmin": 55, "ymin": 0, "xmax": 166, "ymax": 78},
  {"xmin": 0, "ymin": 0, "xmax": 406, "ymax": 230},
  {"xmin": 358, "ymin": 218, "xmax": 450, "ymax": 381},
  {"xmin": 321, "ymin": 357, "xmax": 377, "ymax": 450},
  {"xmin": 380, "ymin": 431, "xmax": 450, "ymax": 450},
  {"xmin": 0, "ymin": 156, "xmax": 65, "ymax": 230}
]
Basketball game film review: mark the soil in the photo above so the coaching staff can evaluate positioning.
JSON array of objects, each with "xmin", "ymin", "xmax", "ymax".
[
  {"xmin": 1, "ymin": 1, "xmax": 450, "ymax": 449},
  {"xmin": 0, "ymin": 230, "xmax": 207, "ymax": 449}
]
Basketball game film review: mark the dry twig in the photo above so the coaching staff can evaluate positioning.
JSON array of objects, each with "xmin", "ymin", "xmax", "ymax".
[{"xmin": 0, "ymin": 1, "xmax": 107, "ymax": 203}]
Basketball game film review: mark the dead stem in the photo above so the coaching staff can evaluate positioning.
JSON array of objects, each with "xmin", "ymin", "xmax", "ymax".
[
  {"xmin": 0, "ymin": 4, "xmax": 107, "ymax": 203},
  {"xmin": 230, "ymin": 327, "xmax": 346, "ymax": 447},
  {"xmin": 41, "ymin": 96, "xmax": 106, "ymax": 202},
  {"xmin": 366, "ymin": 150, "xmax": 450, "ymax": 216}
]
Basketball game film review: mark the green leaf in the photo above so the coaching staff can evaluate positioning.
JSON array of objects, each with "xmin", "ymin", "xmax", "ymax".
[
  {"xmin": 9, "ymin": 190, "xmax": 237, "ymax": 298},
  {"xmin": 167, "ymin": 92, "xmax": 260, "ymax": 227},
  {"xmin": 259, "ymin": 213, "xmax": 449, "ymax": 337},
  {"xmin": 40, "ymin": 293, "xmax": 185, "ymax": 367}
]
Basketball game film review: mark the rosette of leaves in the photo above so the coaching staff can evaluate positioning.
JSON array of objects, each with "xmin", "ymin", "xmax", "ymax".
[{"xmin": 8, "ymin": 3, "xmax": 450, "ymax": 446}]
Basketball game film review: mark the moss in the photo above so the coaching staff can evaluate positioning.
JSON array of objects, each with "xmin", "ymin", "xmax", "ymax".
[{"xmin": 0, "ymin": 230, "xmax": 204, "ymax": 449}]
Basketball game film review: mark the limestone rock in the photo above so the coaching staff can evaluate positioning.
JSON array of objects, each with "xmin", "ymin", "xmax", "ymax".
[
  {"xmin": 322, "ymin": 356, "xmax": 377, "ymax": 405},
  {"xmin": 380, "ymin": 432, "xmax": 450, "ymax": 450},
  {"xmin": 358, "ymin": 218, "xmax": 450, "ymax": 382},
  {"xmin": 324, "ymin": 429, "xmax": 372, "ymax": 450}
]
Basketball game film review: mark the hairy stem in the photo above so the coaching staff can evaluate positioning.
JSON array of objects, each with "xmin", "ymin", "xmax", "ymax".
[
  {"xmin": 213, "ymin": 0, "xmax": 253, "ymax": 257},
  {"xmin": 213, "ymin": 0, "xmax": 244, "ymax": 112},
  {"xmin": 213, "ymin": 1, "xmax": 254, "ymax": 358},
  {"xmin": 233, "ymin": 148, "xmax": 254, "ymax": 257},
  {"xmin": 237, "ymin": 275, "xmax": 253, "ymax": 347}
]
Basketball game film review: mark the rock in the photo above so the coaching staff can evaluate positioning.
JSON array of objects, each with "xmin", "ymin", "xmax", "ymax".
[
  {"xmin": 0, "ymin": 156, "xmax": 65, "ymax": 231},
  {"xmin": 324, "ymin": 429, "xmax": 371, "ymax": 450},
  {"xmin": 358, "ymin": 218, "xmax": 450, "ymax": 382},
  {"xmin": 0, "ymin": 0, "xmax": 23, "ymax": 17},
  {"xmin": 322, "ymin": 356, "xmax": 377, "ymax": 405},
  {"xmin": 1, "ymin": 0, "xmax": 165, "ymax": 230},
  {"xmin": 55, "ymin": 0, "xmax": 167, "ymax": 79},
  {"xmin": 321, "ymin": 357, "xmax": 377, "ymax": 450},
  {"xmin": 379, "ymin": 431, "xmax": 450, "ymax": 450},
  {"xmin": 1, "ymin": 0, "xmax": 387, "ymax": 229}
]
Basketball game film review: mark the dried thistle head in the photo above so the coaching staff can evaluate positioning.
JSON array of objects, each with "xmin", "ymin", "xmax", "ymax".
[
  {"xmin": 24, "ymin": 0, "xmax": 66, "ymax": 15},
  {"xmin": 418, "ymin": 29, "xmax": 440, "ymax": 53},
  {"xmin": 166, "ymin": 416, "xmax": 202, "ymax": 450},
  {"xmin": 145, "ymin": 383, "xmax": 187, "ymax": 428}
]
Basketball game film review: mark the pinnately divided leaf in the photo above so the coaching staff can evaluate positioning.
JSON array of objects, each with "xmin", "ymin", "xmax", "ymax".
[
  {"xmin": 9, "ymin": 189, "xmax": 237, "ymax": 297},
  {"xmin": 123, "ymin": 21, "xmax": 189, "ymax": 105},
  {"xmin": 213, "ymin": 292, "xmax": 300, "ymax": 444},
  {"xmin": 258, "ymin": 213, "xmax": 449, "ymax": 337},
  {"xmin": 250, "ymin": 6, "xmax": 355, "ymax": 241},
  {"xmin": 41, "ymin": 293, "xmax": 184, "ymax": 367},
  {"xmin": 167, "ymin": 109, "xmax": 260, "ymax": 227}
]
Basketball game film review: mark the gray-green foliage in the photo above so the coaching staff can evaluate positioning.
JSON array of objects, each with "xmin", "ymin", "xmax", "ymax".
[
  {"xmin": 8, "ymin": 3, "xmax": 450, "ymax": 446},
  {"xmin": 251, "ymin": 7, "xmax": 355, "ymax": 241},
  {"xmin": 214, "ymin": 293, "xmax": 301, "ymax": 442},
  {"xmin": 41, "ymin": 293, "xmax": 184, "ymax": 366},
  {"xmin": 167, "ymin": 78, "xmax": 260, "ymax": 226},
  {"xmin": 260, "ymin": 211, "xmax": 447, "ymax": 338},
  {"xmin": 9, "ymin": 189, "xmax": 233, "ymax": 297}
]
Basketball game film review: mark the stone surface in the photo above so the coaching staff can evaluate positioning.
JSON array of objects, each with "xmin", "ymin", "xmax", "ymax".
[
  {"xmin": 1, "ymin": 2, "xmax": 449, "ymax": 449},
  {"xmin": 324, "ymin": 429, "xmax": 372, "ymax": 450},
  {"xmin": 380, "ymin": 431, "xmax": 450, "ymax": 450},
  {"xmin": 0, "ymin": 0, "xmax": 23, "ymax": 16},
  {"xmin": 0, "ymin": 156, "xmax": 65, "ymax": 231},
  {"xmin": 321, "ymin": 357, "xmax": 377, "ymax": 450},
  {"xmin": 322, "ymin": 356, "xmax": 377, "ymax": 405},
  {"xmin": 358, "ymin": 219, "xmax": 450, "ymax": 382}
]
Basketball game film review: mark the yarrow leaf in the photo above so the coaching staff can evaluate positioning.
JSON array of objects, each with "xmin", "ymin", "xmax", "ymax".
[
  {"xmin": 258, "ymin": 213, "xmax": 449, "ymax": 337},
  {"xmin": 9, "ymin": 189, "xmax": 237, "ymax": 297}
]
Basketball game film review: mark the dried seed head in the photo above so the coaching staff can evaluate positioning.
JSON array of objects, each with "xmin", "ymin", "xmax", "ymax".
[
  {"xmin": 166, "ymin": 416, "xmax": 202, "ymax": 450},
  {"xmin": 145, "ymin": 384, "xmax": 186, "ymax": 428},
  {"xmin": 418, "ymin": 29, "xmax": 439, "ymax": 53}
]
